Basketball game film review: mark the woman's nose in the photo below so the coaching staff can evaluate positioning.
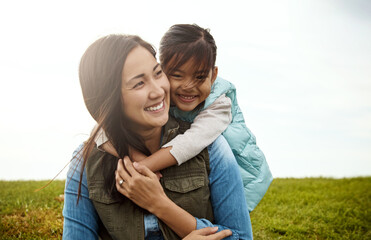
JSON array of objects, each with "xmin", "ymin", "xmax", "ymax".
[{"xmin": 149, "ymin": 79, "xmax": 165, "ymax": 99}]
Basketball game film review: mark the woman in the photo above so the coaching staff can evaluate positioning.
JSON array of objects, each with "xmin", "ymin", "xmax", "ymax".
[{"xmin": 63, "ymin": 34, "xmax": 252, "ymax": 239}]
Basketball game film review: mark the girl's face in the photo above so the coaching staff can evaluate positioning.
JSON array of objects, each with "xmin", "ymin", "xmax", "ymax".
[
  {"xmin": 121, "ymin": 46, "xmax": 170, "ymax": 132},
  {"xmin": 168, "ymin": 59, "xmax": 218, "ymax": 112}
]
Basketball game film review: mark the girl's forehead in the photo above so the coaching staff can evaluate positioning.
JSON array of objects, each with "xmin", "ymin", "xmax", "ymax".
[{"xmin": 168, "ymin": 57, "xmax": 210, "ymax": 74}]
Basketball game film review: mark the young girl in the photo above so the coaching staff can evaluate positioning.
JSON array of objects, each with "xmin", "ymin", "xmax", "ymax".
[{"xmin": 96, "ymin": 24, "xmax": 272, "ymax": 211}]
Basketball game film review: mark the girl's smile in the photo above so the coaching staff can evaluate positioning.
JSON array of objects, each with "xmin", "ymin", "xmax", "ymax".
[{"xmin": 168, "ymin": 59, "xmax": 218, "ymax": 112}]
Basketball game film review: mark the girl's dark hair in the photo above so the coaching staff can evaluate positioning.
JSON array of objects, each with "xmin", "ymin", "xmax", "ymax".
[
  {"xmin": 77, "ymin": 34, "xmax": 155, "ymax": 200},
  {"xmin": 159, "ymin": 24, "xmax": 217, "ymax": 82}
]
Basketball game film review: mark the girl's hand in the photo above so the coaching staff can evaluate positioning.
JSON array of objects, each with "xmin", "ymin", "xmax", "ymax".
[
  {"xmin": 115, "ymin": 156, "xmax": 167, "ymax": 213},
  {"xmin": 129, "ymin": 149, "xmax": 162, "ymax": 179},
  {"xmin": 129, "ymin": 148, "xmax": 148, "ymax": 162},
  {"xmin": 183, "ymin": 227, "xmax": 232, "ymax": 240}
]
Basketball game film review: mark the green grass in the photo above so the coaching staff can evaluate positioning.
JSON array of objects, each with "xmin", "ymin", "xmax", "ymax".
[
  {"xmin": 0, "ymin": 180, "xmax": 65, "ymax": 239},
  {"xmin": 0, "ymin": 178, "xmax": 370, "ymax": 239},
  {"xmin": 250, "ymin": 177, "xmax": 371, "ymax": 239}
]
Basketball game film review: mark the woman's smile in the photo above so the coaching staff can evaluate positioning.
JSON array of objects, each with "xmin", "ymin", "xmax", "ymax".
[
  {"xmin": 144, "ymin": 100, "xmax": 165, "ymax": 112},
  {"xmin": 121, "ymin": 46, "xmax": 170, "ymax": 131}
]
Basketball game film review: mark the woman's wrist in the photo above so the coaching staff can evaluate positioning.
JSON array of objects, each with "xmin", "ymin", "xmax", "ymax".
[
  {"xmin": 148, "ymin": 194, "xmax": 172, "ymax": 216},
  {"xmin": 150, "ymin": 195, "xmax": 197, "ymax": 238}
]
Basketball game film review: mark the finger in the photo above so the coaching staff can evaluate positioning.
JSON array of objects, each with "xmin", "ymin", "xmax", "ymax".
[
  {"xmin": 133, "ymin": 162, "xmax": 157, "ymax": 179},
  {"xmin": 123, "ymin": 156, "xmax": 140, "ymax": 178},
  {"xmin": 207, "ymin": 229, "xmax": 232, "ymax": 240},
  {"xmin": 154, "ymin": 171, "xmax": 163, "ymax": 180},
  {"xmin": 117, "ymin": 159, "xmax": 131, "ymax": 182},
  {"xmin": 115, "ymin": 177, "xmax": 129, "ymax": 196},
  {"xmin": 192, "ymin": 227, "xmax": 218, "ymax": 236},
  {"xmin": 116, "ymin": 158, "xmax": 125, "ymax": 175},
  {"xmin": 115, "ymin": 168, "xmax": 127, "ymax": 188}
]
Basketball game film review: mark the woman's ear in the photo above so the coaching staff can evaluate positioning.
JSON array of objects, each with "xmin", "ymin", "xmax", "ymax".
[{"xmin": 211, "ymin": 66, "xmax": 218, "ymax": 84}]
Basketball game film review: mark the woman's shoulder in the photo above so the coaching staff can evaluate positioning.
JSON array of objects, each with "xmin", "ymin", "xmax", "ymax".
[{"xmin": 68, "ymin": 143, "xmax": 85, "ymax": 173}]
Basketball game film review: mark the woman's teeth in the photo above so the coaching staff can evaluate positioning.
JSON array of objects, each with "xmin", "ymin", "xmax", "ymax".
[{"xmin": 145, "ymin": 101, "xmax": 163, "ymax": 111}]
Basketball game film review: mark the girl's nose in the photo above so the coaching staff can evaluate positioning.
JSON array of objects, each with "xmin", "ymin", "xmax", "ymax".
[{"xmin": 181, "ymin": 79, "xmax": 198, "ymax": 90}]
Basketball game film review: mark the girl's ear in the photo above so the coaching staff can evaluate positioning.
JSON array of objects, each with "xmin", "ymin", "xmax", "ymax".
[{"xmin": 211, "ymin": 66, "xmax": 218, "ymax": 84}]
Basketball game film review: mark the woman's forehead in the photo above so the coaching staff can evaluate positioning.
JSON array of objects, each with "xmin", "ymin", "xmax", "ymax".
[{"xmin": 122, "ymin": 46, "xmax": 158, "ymax": 81}]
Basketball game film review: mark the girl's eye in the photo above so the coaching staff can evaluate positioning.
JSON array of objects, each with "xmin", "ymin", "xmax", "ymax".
[
  {"xmin": 133, "ymin": 81, "xmax": 144, "ymax": 89},
  {"xmin": 196, "ymin": 75, "xmax": 206, "ymax": 80},
  {"xmin": 171, "ymin": 74, "xmax": 182, "ymax": 79}
]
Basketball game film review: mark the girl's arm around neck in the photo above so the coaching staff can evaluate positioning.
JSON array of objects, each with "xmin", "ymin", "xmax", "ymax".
[
  {"xmin": 163, "ymin": 94, "xmax": 232, "ymax": 165},
  {"xmin": 97, "ymin": 94, "xmax": 231, "ymax": 171},
  {"xmin": 100, "ymin": 142, "xmax": 177, "ymax": 172},
  {"xmin": 137, "ymin": 147, "xmax": 177, "ymax": 172}
]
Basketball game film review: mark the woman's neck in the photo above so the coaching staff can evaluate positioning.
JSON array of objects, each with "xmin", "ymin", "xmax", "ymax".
[{"xmin": 138, "ymin": 127, "xmax": 162, "ymax": 154}]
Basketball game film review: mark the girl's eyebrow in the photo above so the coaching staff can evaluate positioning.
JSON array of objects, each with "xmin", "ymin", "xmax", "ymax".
[
  {"xmin": 172, "ymin": 69, "xmax": 185, "ymax": 74},
  {"xmin": 195, "ymin": 70, "xmax": 208, "ymax": 74}
]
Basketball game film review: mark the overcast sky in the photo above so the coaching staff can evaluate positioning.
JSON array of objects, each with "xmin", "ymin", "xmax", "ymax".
[{"xmin": 0, "ymin": 0, "xmax": 370, "ymax": 180}]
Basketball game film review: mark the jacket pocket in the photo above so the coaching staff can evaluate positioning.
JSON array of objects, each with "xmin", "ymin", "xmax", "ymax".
[
  {"xmin": 163, "ymin": 175, "xmax": 205, "ymax": 193},
  {"xmin": 88, "ymin": 180, "xmax": 122, "ymax": 204}
]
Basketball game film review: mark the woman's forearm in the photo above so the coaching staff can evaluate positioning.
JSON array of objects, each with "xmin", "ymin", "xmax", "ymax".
[{"xmin": 150, "ymin": 194, "xmax": 197, "ymax": 238}]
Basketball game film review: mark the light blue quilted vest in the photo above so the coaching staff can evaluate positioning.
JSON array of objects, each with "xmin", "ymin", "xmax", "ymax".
[{"xmin": 170, "ymin": 77, "xmax": 273, "ymax": 212}]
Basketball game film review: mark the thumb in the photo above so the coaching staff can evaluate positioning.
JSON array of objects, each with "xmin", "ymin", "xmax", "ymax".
[{"xmin": 195, "ymin": 227, "xmax": 219, "ymax": 236}]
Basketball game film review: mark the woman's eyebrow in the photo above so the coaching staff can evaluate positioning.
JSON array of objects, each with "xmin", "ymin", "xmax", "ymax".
[
  {"xmin": 128, "ymin": 74, "xmax": 145, "ymax": 82},
  {"xmin": 127, "ymin": 64, "xmax": 161, "ymax": 84},
  {"xmin": 153, "ymin": 63, "xmax": 160, "ymax": 71}
]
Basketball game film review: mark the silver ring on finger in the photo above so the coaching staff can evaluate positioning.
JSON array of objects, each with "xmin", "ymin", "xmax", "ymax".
[{"xmin": 119, "ymin": 179, "xmax": 124, "ymax": 186}]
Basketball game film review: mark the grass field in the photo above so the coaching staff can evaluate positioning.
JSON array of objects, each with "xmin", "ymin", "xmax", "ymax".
[{"xmin": 0, "ymin": 177, "xmax": 370, "ymax": 239}]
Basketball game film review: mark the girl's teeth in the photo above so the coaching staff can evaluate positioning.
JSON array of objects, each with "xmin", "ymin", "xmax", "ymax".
[
  {"xmin": 180, "ymin": 95, "xmax": 195, "ymax": 99},
  {"xmin": 145, "ymin": 101, "xmax": 163, "ymax": 111}
]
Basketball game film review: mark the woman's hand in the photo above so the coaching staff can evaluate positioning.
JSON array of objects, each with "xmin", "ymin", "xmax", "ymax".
[
  {"xmin": 115, "ymin": 156, "xmax": 167, "ymax": 213},
  {"xmin": 116, "ymin": 156, "xmax": 197, "ymax": 238},
  {"xmin": 183, "ymin": 227, "xmax": 232, "ymax": 240}
]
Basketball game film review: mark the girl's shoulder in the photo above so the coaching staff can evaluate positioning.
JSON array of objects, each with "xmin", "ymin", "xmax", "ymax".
[{"xmin": 205, "ymin": 77, "xmax": 236, "ymax": 109}]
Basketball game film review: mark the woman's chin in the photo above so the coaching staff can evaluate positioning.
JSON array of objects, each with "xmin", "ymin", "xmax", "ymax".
[{"xmin": 148, "ymin": 113, "xmax": 169, "ymax": 128}]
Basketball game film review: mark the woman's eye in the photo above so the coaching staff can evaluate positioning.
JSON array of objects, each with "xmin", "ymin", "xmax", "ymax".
[
  {"xmin": 155, "ymin": 70, "xmax": 163, "ymax": 77},
  {"xmin": 133, "ymin": 81, "xmax": 144, "ymax": 89}
]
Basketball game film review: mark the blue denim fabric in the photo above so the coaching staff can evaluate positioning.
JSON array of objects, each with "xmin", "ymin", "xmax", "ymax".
[
  {"xmin": 63, "ymin": 136, "xmax": 253, "ymax": 239},
  {"xmin": 196, "ymin": 135, "xmax": 253, "ymax": 240},
  {"xmin": 144, "ymin": 214, "xmax": 164, "ymax": 239},
  {"xmin": 62, "ymin": 145, "xmax": 100, "ymax": 239}
]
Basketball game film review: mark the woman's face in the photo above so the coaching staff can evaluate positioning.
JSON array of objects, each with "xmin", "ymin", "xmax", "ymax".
[
  {"xmin": 167, "ymin": 59, "xmax": 218, "ymax": 112},
  {"xmin": 121, "ymin": 46, "xmax": 170, "ymax": 132}
]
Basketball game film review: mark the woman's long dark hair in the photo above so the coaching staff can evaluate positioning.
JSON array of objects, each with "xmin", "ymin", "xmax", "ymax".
[{"xmin": 77, "ymin": 34, "xmax": 155, "ymax": 200}]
